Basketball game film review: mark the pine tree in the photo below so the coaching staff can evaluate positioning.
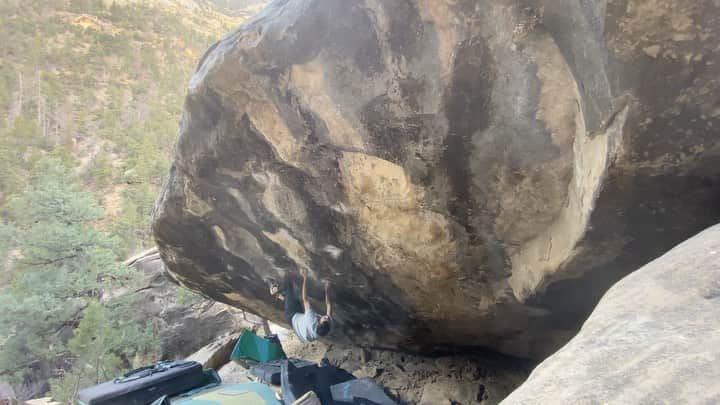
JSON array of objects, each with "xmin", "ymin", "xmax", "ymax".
[
  {"xmin": 49, "ymin": 302, "xmax": 124, "ymax": 404},
  {"xmin": 0, "ymin": 157, "xmax": 151, "ymax": 390}
]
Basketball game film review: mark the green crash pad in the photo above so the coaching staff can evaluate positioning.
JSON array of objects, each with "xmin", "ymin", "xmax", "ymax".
[
  {"xmin": 230, "ymin": 330, "xmax": 286, "ymax": 363},
  {"xmin": 172, "ymin": 383, "xmax": 281, "ymax": 405}
]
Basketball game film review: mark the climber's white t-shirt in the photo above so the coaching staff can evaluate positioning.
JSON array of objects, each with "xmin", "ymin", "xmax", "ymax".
[{"xmin": 292, "ymin": 309, "xmax": 320, "ymax": 343}]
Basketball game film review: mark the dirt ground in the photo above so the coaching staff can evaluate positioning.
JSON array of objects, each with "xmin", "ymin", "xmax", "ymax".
[
  {"xmin": 279, "ymin": 332, "xmax": 529, "ymax": 405},
  {"xmin": 216, "ymin": 323, "xmax": 529, "ymax": 404}
]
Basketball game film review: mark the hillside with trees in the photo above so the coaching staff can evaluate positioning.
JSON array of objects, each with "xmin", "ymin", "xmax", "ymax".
[{"xmin": 0, "ymin": 0, "xmax": 259, "ymax": 401}]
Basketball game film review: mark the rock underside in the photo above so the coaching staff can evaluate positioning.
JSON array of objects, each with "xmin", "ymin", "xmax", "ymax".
[
  {"xmin": 153, "ymin": 0, "xmax": 720, "ymax": 358},
  {"xmin": 125, "ymin": 249, "xmax": 249, "ymax": 360},
  {"xmin": 502, "ymin": 224, "xmax": 720, "ymax": 404}
]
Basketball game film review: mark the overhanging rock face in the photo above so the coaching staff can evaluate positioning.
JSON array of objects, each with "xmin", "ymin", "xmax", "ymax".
[{"xmin": 153, "ymin": 0, "xmax": 720, "ymax": 358}]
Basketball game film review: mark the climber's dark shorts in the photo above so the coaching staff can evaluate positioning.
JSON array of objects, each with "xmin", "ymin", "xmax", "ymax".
[{"xmin": 284, "ymin": 277, "xmax": 303, "ymax": 325}]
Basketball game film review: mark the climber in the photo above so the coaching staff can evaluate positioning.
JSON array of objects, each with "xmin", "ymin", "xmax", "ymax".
[{"xmin": 281, "ymin": 269, "xmax": 332, "ymax": 343}]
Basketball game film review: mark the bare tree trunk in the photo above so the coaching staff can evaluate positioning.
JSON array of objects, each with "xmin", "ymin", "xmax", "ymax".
[
  {"xmin": 37, "ymin": 70, "xmax": 41, "ymax": 127},
  {"xmin": 17, "ymin": 70, "xmax": 23, "ymax": 119},
  {"xmin": 7, "ymin": 70, "xmax": 23, "ymax": 125},
  {"xmin": 71, "ymin": 368, "xmax": 83, "ymax": 405},
  {"xmin": 37, "ymin": 70, "xmax": 46, "ymax": 137},
  {"xmin": 54, "ymin": 100, "xmax": 59, "ymax": 139}
]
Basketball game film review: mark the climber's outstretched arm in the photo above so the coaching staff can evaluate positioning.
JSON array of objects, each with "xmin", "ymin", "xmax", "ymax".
[
  {"xmin": 324, "ymin": 280, "xmax": 332, "ymax": 318},
  {"xmin": 301, "ymin": 268, "xmax": 311, "ymax": 312}
]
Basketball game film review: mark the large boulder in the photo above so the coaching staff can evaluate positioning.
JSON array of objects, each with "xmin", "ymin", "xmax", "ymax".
[
  {"xmin": 186, "ymin": 333, "xmax": 238, "ymax": 370},
  {"xmin": 124, "ymin": 249, "xmax": 249, "ymax": 359},
  {"xmin": 501, "ymin": 224, "xmax": 720, "ymax": 404},
  {"xmin": 0, "ymin": 382, "xmax": 18, "ymax": 405},
  {"xmin": 153, "ymin": 0, "xmax": 720, "ymax": 358}
]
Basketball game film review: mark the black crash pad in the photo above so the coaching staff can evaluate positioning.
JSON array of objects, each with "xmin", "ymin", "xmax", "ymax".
[{"xmin": 281, "ymin": 360, "xmax": 355, "ymax": 404}]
